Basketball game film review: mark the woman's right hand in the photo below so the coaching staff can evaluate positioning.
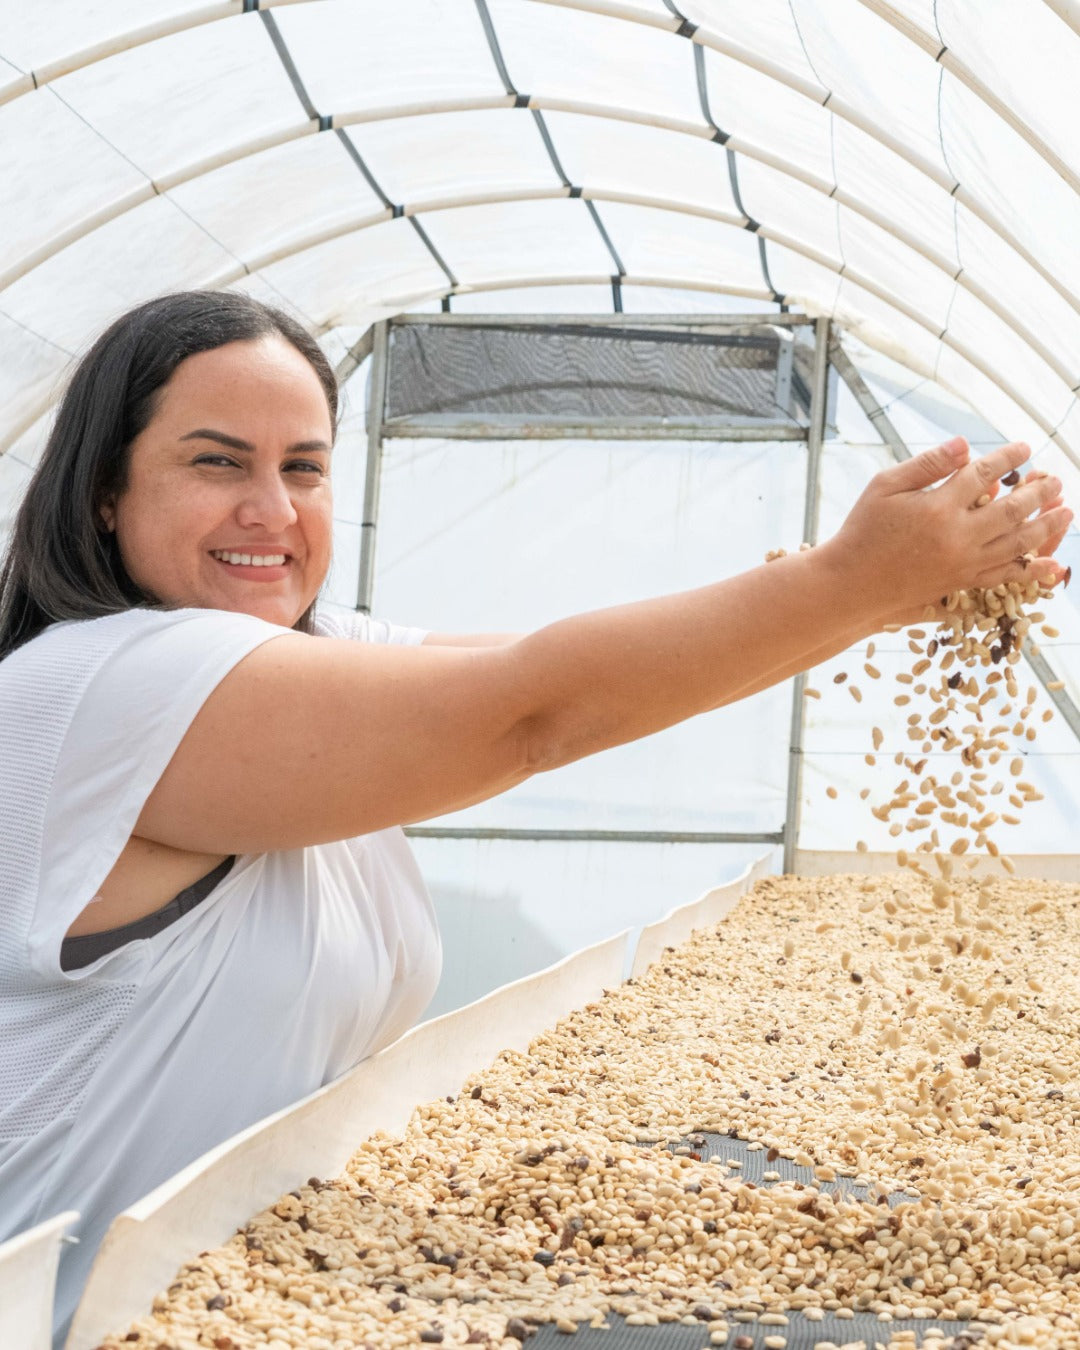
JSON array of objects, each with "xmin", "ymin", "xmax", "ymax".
[{"xmin": 825, "ymin": 437, "xmax": 1072, "ymax": 626}]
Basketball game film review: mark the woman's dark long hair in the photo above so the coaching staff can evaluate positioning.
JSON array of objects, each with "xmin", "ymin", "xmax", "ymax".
[{"xmin": 0, "ymin": 290, "xmax": 339, "ymax": 661}]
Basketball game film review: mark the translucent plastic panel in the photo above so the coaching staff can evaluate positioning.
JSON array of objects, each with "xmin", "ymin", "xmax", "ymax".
[
  {"xmin": 371, "ymin": 435, "xmax": 801, "ymax": 830},
  {"xmin": 541, "ymin": 112, "xmax": 738, "ymax": 217},
  {"xmin": 489, "ymin": 0, "xmax": 704, "ymax": 130},
  {"xmin": 831, "ymin": 277, "xmax": 941, "ymax": 382},
  {"xmin": 934, "ymin": 347, "xmax": 1046, "ymax": 456},
  {"xmin": 436, "ymin": 696, "xmax": 787, "ymax": 835},
  {"xmin": 170, "ymin": 131, "xmax": 386, "ymax": 268},
  {"xmin": 791, "ymin": 0, "xmax": 950, "ymax": 178},
  {"xmin": 0, "ymin": 314, "xmax": 72, "ymax": 453},
  {"xmin": 837, "ymin": 206, "xmax": 958, "ymax": 332},
  {"xmin": 0, "ymin": 453, "xmax": 34, "ymax": 542},
  {"xmin": 322, "ymin": 517, "xmax": 362, "ymax": 612},
  {"xmin": 945, "ymin": 289, "xmax": 1075, "ymax": 438},
  {"xmin": 594, "ymin": 0, "xmax": 684, "ymax": 20},
  {"xmin": 956, "ymin": 208, "xmax": 1080, "ymax": 394},
  {"xmin": 51, "ymin": 15, "xmax": 301, "ymax": 181},
  {"xmin": 320, "ymin": 325, "xmax": 379, "ymax": 380},
  {"xmin": 1, "ymin": 412, "xmax": 54, "ymax": 474},
  {"xmin": 225, "ymin": 270, "xmax": 326, "ymax": 333},
  {"xmin": 275, "ymin": 0, "xmax": 505, "ymax": 115},
  {"xmin": 856, "ymin": 366, "xmax": 1003, "ymax": 453},
  {"xmin": 596, "ymin": 202, "xmax": 765, "ymax": 293},
  {"xmin": 253, "ymin": 216, "xmax": 449, "ymax": 329},
  {"xmin": 736, "ymin": 158, "xmax": 841, "ymax": 264},
  {"xmin": 0, "ymin": 88, "xmax": 148, "ymax": 282},
  {"xmin": 831, "ymin": 118, "xmax": 959, "ymax": 272},
  {"xmin": 814, "ymin": 439, "xmax": 894, "ymax": 545},
  {"xmin": 450, "ymin": 284, "xmax": 616, "ymax": 314},
  {"xmin": 761, "ymin": 244, "xmax": 841, "ymax": 323},
  {"xmin": 882, "ymin": 0, "xmax": 940, "ymax": 31},
  {"xmin": 0, "ymin": 54, "xmax": 30, "ymax": 103},
  {"xmin": 939, "ymin": 0, "xmax": 1080, "ymax": 184},
  {"xmin": 681, "ymin": 0, "xmax": 824, "ymax": 89},
  {"xmin": 418, "ymin": 198, "xmax": 614, "ymax": 287},
  {"xmin": 344, "ymin": 109, "xmax": 561, "ymax": 207},
  {"xmin": 621, "ymin": 287, "xmax": 781, "ymax": 316},
  {"xmin": 941, "ymin": 78, "xmax": 1080, "ymax": 308},
  {"xmin": 325, "ymin": 398, "xmax": 368, "ymax": 530},
  {"xmin": 1056, "ymin": 403, "xmax": 1080, "ymax": 474},
  {"xmin": 1, "ymin": 196, "xmax": 235, "ymax": 356},
  {"xmin": 0, "ymin": 0, "xmax": 216, "ymax": 74},
  {"xmin": 701, "ymin": 47, "xmax": 835, "ymax": 187},
  {"xmin": 412, "ymin": 838, "xmax": 772, "ymax": 1019}
]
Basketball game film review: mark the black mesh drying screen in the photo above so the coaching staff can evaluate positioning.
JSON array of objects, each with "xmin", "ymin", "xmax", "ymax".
[
  {"xmin": 525, "ymin": 1133, "xmax": 982, "ymax": 1350},
  {"xmin": 383, "ymin": 324, "xmax": 798, "ymax": 425}
]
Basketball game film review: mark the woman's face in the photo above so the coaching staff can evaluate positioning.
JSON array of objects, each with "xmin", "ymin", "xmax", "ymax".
[{"xmin": 100, "ymin": 336, "xmax": 335, "ymax": 630}]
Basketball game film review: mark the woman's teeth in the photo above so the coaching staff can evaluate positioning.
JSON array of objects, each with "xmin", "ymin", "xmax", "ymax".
[{"xmin": 210, "ymin": 550, "xmax": 287, "ymax": 567}]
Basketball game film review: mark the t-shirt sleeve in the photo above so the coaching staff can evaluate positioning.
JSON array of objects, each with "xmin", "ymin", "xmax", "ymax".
[
  {"xmin": 313, "ymin": 607, "xmax": 428, "ymax": 647},
  {"xmin": 29, "ymin": 608, "xmax": 293, "ymax": 979}
]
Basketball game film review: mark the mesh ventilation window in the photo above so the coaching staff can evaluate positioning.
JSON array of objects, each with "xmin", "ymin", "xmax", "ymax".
[{"xmin": 381, "ymin": 321, "xmax": 811, "ymax": 432}]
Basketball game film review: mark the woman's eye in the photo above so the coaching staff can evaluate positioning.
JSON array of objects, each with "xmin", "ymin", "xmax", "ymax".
[
  {"xmin": 287, "ymin": 461, "xmax": 326, "ymax": 475},
  {"xmin": 195, "ymin": 455, "xmax": 236, "ymax": 468}
]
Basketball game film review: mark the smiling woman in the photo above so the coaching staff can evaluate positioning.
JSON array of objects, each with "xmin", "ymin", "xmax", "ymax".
[
  {"xmin": 96, "ymin": 334, "xmax": 336, "ymax": 633},
  {"xmin": 0, "ymin": 292, "xmax": 340, "ymax": 657},
  {"xmin": 0, "ymin": 292, "xmax": 1072, "ymax": 1349}
]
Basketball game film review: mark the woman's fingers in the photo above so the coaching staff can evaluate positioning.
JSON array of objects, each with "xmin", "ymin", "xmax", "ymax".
[
  {"xmin": 874, "ymin": 436, "xmax": 969, "ymax": 494},
  {"xmin": 945, "ymin": 440, "xmax": 1032, "ymax": 502},
  {"xmin": 993, "ymin": 504, "xmax": 1073, "ymax": 565},
  {"xmin": 977, "ymin": 473, "xmax": 1063, "ymax": 544},
  {"xmin": 973, "ymin": 554, "xmax": 1068, "ymax": 591}
]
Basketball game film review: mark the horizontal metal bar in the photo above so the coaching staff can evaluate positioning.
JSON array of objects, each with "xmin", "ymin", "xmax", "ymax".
[
  {"xmin": 383, "ymin": 416, "xmax": 807, "ymax": 442},
  {"xmin": 403, "ymin": 827, "xmax": 785, "ymax": 844},
  {"xmin": 391, "ymin": 311, "xmax": 814, "ymax": 328},
  {"xmin": 395, "ymin": 320, "xmax": 785, "ymax": 350}
]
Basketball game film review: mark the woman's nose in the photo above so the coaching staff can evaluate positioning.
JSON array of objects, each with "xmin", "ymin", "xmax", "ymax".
[{"xmin": 234, "ymin": 470, "xmax": 299, "ymax": 530}]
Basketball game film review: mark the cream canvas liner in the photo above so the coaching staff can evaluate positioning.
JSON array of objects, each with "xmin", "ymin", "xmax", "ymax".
[{"xmin": 0, "ymin": 1211, "xmax": 77, "ymax": 1350}]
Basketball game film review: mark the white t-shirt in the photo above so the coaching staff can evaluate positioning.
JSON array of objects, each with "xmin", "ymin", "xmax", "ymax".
[{"xmin": 0, "ymin": 605, "xmax": 442, "ymax": 1347}]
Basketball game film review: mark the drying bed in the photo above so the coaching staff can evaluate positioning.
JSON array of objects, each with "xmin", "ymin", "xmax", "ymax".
[{"xmin": 93, "ymin": 872, "xmax": 1080, "ymax": 1350}]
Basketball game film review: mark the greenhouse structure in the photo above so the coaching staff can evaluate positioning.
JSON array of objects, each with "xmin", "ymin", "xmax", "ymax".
[{"xmin": 1, "ymin": 1, "xmax": 1079, "ymax": 1348}]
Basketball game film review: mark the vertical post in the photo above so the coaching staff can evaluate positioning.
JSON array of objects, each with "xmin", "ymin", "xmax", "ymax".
[
  {"xmin": 782, "ymin": 316, "xmax": 831, "ymax": 874},
  {"xmin": 356, "ymin": 320, "xmax": 390, "ymax": 614}
]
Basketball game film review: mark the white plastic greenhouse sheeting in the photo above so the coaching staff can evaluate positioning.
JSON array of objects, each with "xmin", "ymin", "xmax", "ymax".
[
  {"xmin": 65, "ymin": 854, "xmax": 771, "ymax": 1350},
  {"xmin": 0, "ymin": 1211, "xmax": 77, "ymax": 1350},
  {"xmin": 0, "ymin": 0, "xmax": 1077, "ymax": 469}
]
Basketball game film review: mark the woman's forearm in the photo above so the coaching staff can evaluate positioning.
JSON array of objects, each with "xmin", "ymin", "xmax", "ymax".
[
  {"xmin": 514, "ymin": 538, "xmax": 884, "ymax": 771},
  {"xmin": 712, "ymin": 622, "xmax": 877, "ymax": 708}
]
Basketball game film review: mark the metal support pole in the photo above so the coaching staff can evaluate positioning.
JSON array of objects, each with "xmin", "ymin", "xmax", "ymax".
[
  {"xmin": 404, "ymin": 827, "xmax": 784, "ymax": 845},
  {"xmin": 782, "ymin": 316, "xmax": 831, "ymax": 874},
  {"xmin": 827, "ymin": 338, "xmax": 911, "ymax": 463},
  {"xmin": 356, "ymin": 320, "xmax": 389, "ymax": 615},
  {"xmin": 334, "ymin": 324, "xmax": 374, "ymax": 387},
  {"xmin": 831, "ymin": 335, "xmax": 1080, "ymax": 745},
  {"xmin": 382, "ymin": 417, "xmax": 806, "ymax": 443}
]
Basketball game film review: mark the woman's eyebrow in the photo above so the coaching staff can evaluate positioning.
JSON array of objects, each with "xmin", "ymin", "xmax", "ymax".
[{"xmin": 179, "ymin": 428, "xmax": 331, "ymax": 454}]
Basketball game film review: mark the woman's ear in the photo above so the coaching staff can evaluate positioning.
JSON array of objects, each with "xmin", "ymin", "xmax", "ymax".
[{"xmin": 98, "ymin": 498, "xmax": 115, "ymax": 533}]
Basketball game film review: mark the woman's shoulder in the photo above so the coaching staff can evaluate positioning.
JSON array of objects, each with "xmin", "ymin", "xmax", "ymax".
[{"xmin": 1, "ymin": 606, "xmax": 288, "ymax": 690}]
